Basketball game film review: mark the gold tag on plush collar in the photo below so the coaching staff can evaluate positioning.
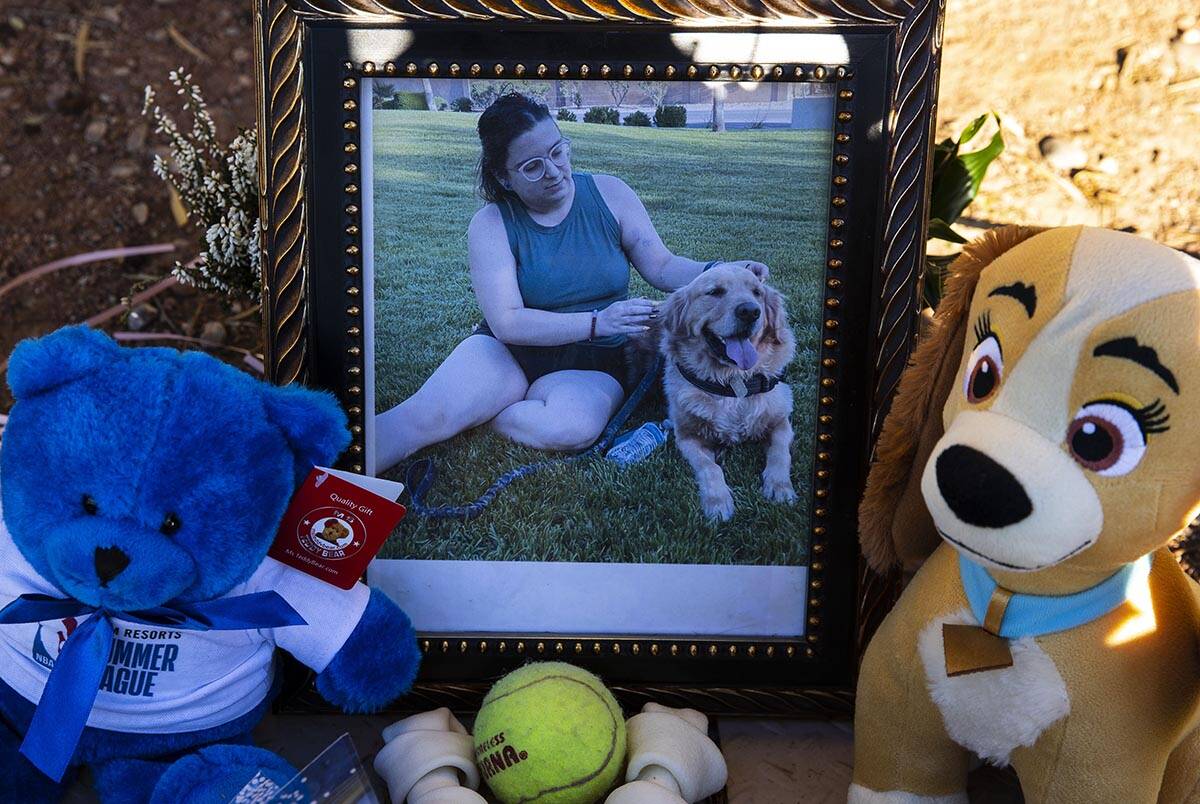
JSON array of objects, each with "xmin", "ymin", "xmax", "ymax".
[
  {"xmin": 730, "ymin": 376, "xmax": 748, "ymax": 398},
  {"xmin": 942, "ymin": 624, "xmax": 1014, "ymax": 676},
  {"xmin": 943, "ymin": 586, "xmax": 1015, "ymax": 676}
]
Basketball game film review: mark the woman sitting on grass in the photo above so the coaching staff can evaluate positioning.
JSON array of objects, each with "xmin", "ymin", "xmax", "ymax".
[{"xmin": 375, "ymin": 92, "xmax": 768, "ymax": 474}]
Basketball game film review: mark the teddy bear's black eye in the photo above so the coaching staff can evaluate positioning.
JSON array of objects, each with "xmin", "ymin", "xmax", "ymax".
[
  {"xmin": 160, "ymin": 513, "xmax": 182, "ymax": 536},
  {"xmin": 81, "ymin": 495, "xmax": 98, "ymax": 515},
  {"xmin": 706, "ymin": 286, "xmax": 726, "ymax": 297}
]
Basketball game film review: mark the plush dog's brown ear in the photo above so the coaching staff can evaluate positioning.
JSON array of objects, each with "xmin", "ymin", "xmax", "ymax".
[{"xmin": 858, "ymin": 225, "xmax": 1047, "ymax": 572}]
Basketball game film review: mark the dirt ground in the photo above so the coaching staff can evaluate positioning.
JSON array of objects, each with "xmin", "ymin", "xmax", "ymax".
[
  {"xmin": 0, "ymin": 1, "xmax": 1198, "ymax": 566},
  {"xmin": 939, "ymin": 0, "xmax": 1200, "ymax": 252},
  {"xmin": 0, "ymin": 1, "xmax": 258, "ymax": 411}
]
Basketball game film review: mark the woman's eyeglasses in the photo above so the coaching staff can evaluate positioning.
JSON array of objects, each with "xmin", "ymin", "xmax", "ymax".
[{"xmin": 510, "ymin": 138, "xmax": 571, "ymax": 183}]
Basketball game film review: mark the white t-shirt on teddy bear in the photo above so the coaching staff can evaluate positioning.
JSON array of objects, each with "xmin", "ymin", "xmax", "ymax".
[{"xmin": 0, "ymin": 495, "xmax": 370, "ymax": 734}]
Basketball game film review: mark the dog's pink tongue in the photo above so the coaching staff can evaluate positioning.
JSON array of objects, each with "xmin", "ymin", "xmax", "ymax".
[{"xmin": 725, "ymin": 338, "xmax": 758, "ymax": 370}]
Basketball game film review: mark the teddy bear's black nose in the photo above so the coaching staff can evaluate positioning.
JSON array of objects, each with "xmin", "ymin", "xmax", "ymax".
[
  {"xmin": 935, "ymin": 445, "xmax": 1032, "ymax": 528},
  {"xmin": 94, "ymin": 546, "xmax": 130, "ymax": 586}
]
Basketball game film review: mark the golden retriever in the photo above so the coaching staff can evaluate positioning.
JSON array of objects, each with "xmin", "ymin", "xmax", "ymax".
[{"xmin": 657, "ymin": 264, "xmax": 797, "ymax": 520}]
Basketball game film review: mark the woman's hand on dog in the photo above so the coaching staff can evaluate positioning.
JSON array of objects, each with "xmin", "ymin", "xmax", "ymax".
[{"xmin": 596, "ymin": 297, "xmax": 661, "ymax": 336}]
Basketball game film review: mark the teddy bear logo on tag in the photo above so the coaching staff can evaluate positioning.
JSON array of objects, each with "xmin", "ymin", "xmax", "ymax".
[{"xmin": 297, "ymin": 507, "xmax": 365, "ymax": 560}]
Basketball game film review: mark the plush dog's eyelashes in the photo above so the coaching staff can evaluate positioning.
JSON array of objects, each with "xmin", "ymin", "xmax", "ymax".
[
  {"xmin": 1066, "ymin": 399, "xmax": 1167, "ymax": 476},
  {"xmin": 964, "ymin": 314, "xmax": 1003, "ymax": 404}
]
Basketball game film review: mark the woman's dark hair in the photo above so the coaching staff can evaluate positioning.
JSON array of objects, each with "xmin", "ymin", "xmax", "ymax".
[{"xmin": 476, "ymin": 92, "xmax": 552, "ymax": 204}]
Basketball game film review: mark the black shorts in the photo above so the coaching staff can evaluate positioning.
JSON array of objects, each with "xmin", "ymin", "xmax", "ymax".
[{"xmin": 472, "ymin": 322, "xmax": 628, "ymax": 389}]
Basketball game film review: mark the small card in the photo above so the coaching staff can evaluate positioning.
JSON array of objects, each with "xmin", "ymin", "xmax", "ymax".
[{"xmin": 268, "ymin": 467, "xmax": 406, "ymax": 589}]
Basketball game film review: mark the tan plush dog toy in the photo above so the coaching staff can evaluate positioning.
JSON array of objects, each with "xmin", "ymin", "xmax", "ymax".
[{"xmin": 852, "ymin": 226, "xmax": 1200, "ymax": 803}]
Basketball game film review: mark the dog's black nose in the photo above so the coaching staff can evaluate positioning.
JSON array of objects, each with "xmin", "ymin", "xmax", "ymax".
[
  {"xmin": 735, "ymin": 303, "xmax": 761, "ymax": 323},
  {"xmin": 94, "ymin": 546, "xmax": 130, "ymax": 586},
  {"xmin": 935, "ymin": 445, "xmax": 1032, "ymax": 528}
]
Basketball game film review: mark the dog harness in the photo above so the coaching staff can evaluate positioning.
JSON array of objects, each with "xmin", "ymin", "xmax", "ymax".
[{"xmin": 674, "ymin": 362, "xmax": 783, "ymax": 398}]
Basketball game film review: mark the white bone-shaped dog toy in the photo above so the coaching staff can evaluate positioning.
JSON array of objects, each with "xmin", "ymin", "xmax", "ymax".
[
  {"xmin": 605, "ymin": 703, "xmax": 728, "ymax": 804},
  {"xmin": 373, "ymin": 708, "xmax": 487, "ymax": 804}
]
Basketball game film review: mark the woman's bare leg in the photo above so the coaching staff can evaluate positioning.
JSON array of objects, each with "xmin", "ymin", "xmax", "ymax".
[
  {"xmin": 374, "ymin": 335, "xmax": 528, "ymax": 473},
  {"xmin": 492, "ymin": 370, "xmax": 624, "ymax": 452}
]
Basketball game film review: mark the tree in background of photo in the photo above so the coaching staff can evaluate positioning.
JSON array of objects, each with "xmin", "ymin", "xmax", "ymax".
[
  {"xmin": 372, "ymin": 80, "xmax": 394, "ymax": 109},
  {"xmin": 638, "ymin": 81, "xmax": 669, "ymax": 112},
  {"xmin": 558, "ymin": 80, "xmax": 583, "ymax": 108},
  {"xmin": 470, "ymin": 80, "xmax": 550, "ymax": 110},
  {"xmin": 606, "ymin": 80, "xmax": 631, "ymax": 109},
  {"xmin": 708, "ymin": 83, "xmax": 727, "ymax": 132}
]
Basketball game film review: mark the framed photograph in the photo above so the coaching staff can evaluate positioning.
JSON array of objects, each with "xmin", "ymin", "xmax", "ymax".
[{"xmin": 256, "ymin": 0, "xmax": 944, "ymax": 715}]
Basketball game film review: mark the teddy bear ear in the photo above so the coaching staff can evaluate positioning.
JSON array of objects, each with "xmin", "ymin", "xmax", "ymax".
[
  {"xmin": 858, "ymin": 225, "xmax": 1048, "ymax": 573},
  {"xmin": 262, "ymin": 384, "xmax": 352, "ymax": 485},
  {"xmin": 6, "ymin": 325, "xmax": 121, "ymax": 400}
]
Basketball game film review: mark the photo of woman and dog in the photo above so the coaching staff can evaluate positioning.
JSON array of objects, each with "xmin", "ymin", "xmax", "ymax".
[{"xmin": 365, "ymin": 78, "xmax": 834, "ymax": 569}]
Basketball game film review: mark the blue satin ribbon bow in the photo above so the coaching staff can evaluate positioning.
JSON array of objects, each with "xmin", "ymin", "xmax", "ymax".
[{"xmin": 0, "ymin": 591, "xmax": 306, "ymax": 782}]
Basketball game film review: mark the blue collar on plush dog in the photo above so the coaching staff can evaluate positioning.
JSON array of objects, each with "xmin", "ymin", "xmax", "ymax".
[
  {"xmin": 958, "ymin": 552, "xmax": 1152, "ymax": 640},
  {"xmin": 0, "ymin": 592, "xmax": 305, "ymax": 782}
]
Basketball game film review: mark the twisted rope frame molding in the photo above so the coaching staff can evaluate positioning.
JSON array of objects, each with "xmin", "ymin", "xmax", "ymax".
[{"xmin": 256, "ymin": 0, "xmax": 945, "ymax": 714}]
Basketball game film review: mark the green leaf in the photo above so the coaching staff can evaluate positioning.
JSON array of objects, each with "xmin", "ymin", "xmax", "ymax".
[
  {"xmin": 928, "ymin": 218, "xmax": 968, "ymax": 244},
  {"xmin": 959, "ymin": 126, "xmax": 1005, "ymax": 201},
  {"xmin": 956, "ymin": 113, "xmax": 989, "ymax": 147},
  {"xmin": 931, "ymin": 136, "xmax": 959, "ymax": 171},
  {"xmin": 928, "ymin": 113, "xmax": 1005, "ymax": 226},
  {"xmin": 929, "ymin": 159, "xmax": 972, "ymax": 225}
]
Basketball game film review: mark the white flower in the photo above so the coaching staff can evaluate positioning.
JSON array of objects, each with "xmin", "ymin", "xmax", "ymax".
[{"xmin": 143, "ymin": 70, "xmax": 262, "ymax": 302}]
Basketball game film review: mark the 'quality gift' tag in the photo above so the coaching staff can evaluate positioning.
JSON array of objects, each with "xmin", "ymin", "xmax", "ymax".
[{"xmin": 268, "ymin": 467, "xmax": 406, "ymax": 589}]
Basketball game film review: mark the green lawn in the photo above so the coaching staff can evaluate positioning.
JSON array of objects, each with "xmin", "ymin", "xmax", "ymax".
[{"xmin": 372, "ymin": 110, "xmax": 830, "ymax": 565}]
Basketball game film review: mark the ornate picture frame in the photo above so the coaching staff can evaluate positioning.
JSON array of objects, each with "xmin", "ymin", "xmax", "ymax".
[{"xmin": 255, "ymin": 0, "xmax": 944, "ymax": 716}]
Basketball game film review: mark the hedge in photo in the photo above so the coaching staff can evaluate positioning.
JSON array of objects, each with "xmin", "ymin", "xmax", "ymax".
[
  {"xmin": 654, "ymin": 104, "xmax": 687, "ymax": 128},
  {"xmin": 583, "ymin": 106, "xmax": 620, "ymax": 125},
  {"xmin": 379, "ymin": 91, "xmax": 428, "ymax": 111}
]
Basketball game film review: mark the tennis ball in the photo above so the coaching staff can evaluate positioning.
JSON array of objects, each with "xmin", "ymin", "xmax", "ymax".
[{"xmin": 473, "ymin": 662, "xmax": 627, "ymax": 804}]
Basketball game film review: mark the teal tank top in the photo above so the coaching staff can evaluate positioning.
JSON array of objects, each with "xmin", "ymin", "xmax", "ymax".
[{"xmin": 497, "ymin": 172, "xmax": 630, "ymax": 346}]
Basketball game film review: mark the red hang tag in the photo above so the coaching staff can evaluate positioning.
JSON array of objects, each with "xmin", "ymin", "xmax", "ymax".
[{"xmin": 268, "ymin": 467, "xmax": 406, "ymax": 589}]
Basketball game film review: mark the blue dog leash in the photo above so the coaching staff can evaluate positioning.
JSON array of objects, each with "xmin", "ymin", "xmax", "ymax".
[
  {"xmin": 0, "ymin": 592, "xmax": 305, "ymax": 782},
  {"xmin": 406, "ymin": 357, "xmax": 662, "ymax": 520}
]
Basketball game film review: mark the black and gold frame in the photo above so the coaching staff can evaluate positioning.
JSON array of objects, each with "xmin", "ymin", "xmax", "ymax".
[{"xmin": 256, "ymin": 0, "xmax": 943, "ymax": 716}]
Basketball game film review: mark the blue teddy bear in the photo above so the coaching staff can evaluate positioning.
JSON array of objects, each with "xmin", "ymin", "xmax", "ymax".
[{"xmin": 0, "ymin": 326, "xmax": 421, "ymax": 803}]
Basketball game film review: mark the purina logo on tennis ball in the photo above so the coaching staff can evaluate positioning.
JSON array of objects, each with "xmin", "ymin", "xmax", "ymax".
[{"xmin": 475, "ymin": 731, "xmax": 529, "ymax": 780}]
